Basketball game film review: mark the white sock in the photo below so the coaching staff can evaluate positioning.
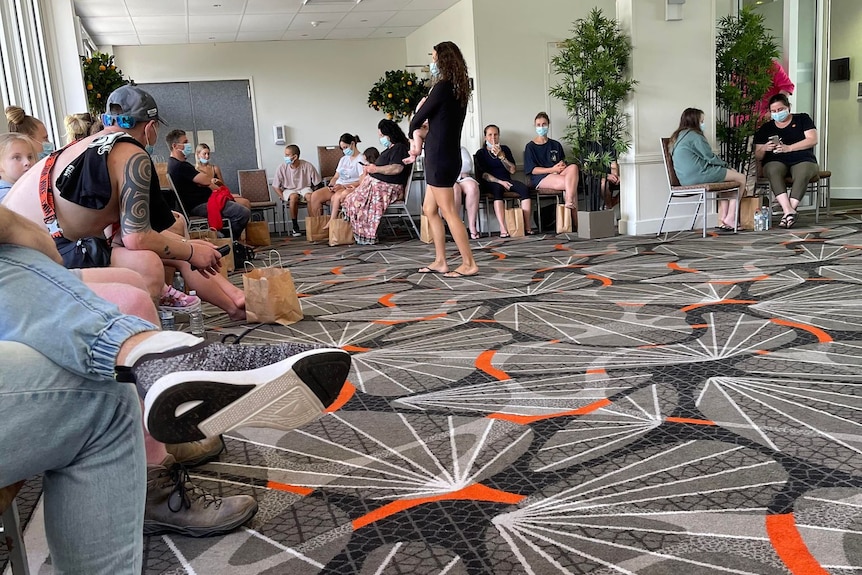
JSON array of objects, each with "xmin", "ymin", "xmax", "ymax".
[{"xmin": 120, "ymin": 332, "xmax": 203, "ymax": 367}]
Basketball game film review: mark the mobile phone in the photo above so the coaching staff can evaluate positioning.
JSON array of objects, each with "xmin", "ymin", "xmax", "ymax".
[
  {"xmin": 358, "ymin": 161, "xmax": 367, "ymax": 165},
  {"xmin": 768, "ymin": 135, "xmax": 780, "ymax": 145},
  {"xmin": 216, "ymin": 244, "xmax": 231, "ymax": 257}
]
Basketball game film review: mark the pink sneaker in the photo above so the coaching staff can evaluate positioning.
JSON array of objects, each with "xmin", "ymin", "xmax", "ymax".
[{"xmin": 158, "ymin": 285, "xmax": 201, "ymax": 313}]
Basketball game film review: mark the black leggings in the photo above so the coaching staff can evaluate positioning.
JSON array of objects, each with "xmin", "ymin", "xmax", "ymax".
[{"xmin": 484, "ymin": 180, "xmax": 530, "ymax": 201}]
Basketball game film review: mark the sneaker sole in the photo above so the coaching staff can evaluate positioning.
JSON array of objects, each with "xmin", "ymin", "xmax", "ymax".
[
  {"xmin": 143, "ymin": 498, "xmax": 259, "ymax": 537},
  {"xmin": 143, "ymin": 348, "xmax": 351, "ymax": 444}
]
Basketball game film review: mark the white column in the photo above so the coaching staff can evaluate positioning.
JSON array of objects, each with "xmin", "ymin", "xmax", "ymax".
[{"xmin": 616, "ymin": 0, "xmax": 729, "ymax": 235}]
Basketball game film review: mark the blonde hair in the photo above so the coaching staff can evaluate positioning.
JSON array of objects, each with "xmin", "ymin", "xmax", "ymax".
[
  {"xmin": 194, "ymin": 143, "xmax": 211, "ymax": 170},
  {"xmin": 63, "ymin": 112, "xmax": 99, "ymax": 144},
  {"xmin": 0, "ymin": 133, "xmax": 38, "ymax": 182},
  {"xmin": 5, "ymin": 105, "xmax": 44, "ymax": 138}
]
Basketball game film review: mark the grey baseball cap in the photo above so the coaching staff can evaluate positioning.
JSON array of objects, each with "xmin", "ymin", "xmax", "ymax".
[{"xmin": 105, "ymin": 85, "xmax": 168, "ymax": 125}]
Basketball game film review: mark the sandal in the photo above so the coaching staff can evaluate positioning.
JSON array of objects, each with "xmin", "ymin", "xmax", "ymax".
[
  {"xmin": 715, "ymin": 224, "xmax": 734, "ymax": 232},
  {"xmin": 499, "ymin": 232, "xmax": 510, "ymax": 239},
  {"xmin": 778, "ymin": 214, "xmax": 790, "ymax": 228},
  {"xmin": 526, "ymin": 229, "xmax": 538, "ymax": 235},
  {"xmin": 470, "ymin": 232, "xmax": 480, "ymax": 240},
  {"xmin": 784, "ymin": 212, "xmax": 797, "ymax": 228}
]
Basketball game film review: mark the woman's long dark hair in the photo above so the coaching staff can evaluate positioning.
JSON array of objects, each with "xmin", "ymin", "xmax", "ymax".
[
  {"xmin": 669, "ymin": 107, "xmax": 704, "ymax": 148},
  {"xmin": 377, "ymin": 119, "xmax": 409, "ymax": 147},
  {"xmin": 433, "ymin": 41, "xmax": 471, "ymax": 107}
]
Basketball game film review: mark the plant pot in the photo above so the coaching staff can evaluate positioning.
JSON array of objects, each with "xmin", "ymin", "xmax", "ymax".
[{"xmin": 577, "ymin": 210, "xmax": 616, "ymax": 239}]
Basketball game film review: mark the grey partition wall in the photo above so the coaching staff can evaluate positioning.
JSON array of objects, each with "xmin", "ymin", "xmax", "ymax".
[{"xmin": 137, "ymin": 79, "xmax": 257, "ymax": 194}]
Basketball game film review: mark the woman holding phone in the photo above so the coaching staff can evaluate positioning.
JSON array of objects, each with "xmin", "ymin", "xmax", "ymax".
[
  {"xmin": 754, "ymin": 94, "xmax": 819, "ymax": 229},
  {"xmin": 669, "ymin": 107, "xmax": 746, "ymax": 232}
]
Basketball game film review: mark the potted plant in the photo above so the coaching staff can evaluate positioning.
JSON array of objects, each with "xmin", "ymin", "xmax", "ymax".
[
  {"xmin": 367, "ymin": 70, "xmax": 428, "ymax": 122},
  {"xmin": 550, "ymin": 7, "xmax": 636, "ymax": 238},
  {"xmin": 715, "ymin": 7, "xmax": 778, "ymax": 173},
  {"xmin": 80, "ymin": 52, "xmax": 132, "ymax": 117}
]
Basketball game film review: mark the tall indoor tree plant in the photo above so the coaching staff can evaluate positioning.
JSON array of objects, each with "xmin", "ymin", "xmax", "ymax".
[
  {"xmin": 715, "ymin": 7, "xmax": 778, "ymax": 172},
  {"xmin": 550, "ymin": 7, "xmax": 635, "ymax": 237}
]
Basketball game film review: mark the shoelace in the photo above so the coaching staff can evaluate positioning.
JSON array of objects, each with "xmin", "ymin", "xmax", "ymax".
[
  {"xmin": 220, "ymin": 323, "xmax": 266, "ymax": 345},
  {"xmin": 167, "ymin": 463, "xmax": 222, "ymax": 512}
]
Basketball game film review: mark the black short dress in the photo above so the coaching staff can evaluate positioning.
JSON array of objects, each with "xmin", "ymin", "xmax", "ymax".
[{"xmin": 408, "ymin": 80, "xmax": 467, "ymax": 188}]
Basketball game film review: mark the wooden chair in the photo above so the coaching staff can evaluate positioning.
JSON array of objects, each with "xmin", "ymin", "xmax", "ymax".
[
  {"xmin": 657, "ymin": 137, "xmax": 741, "ymax": 238},
  {"xmin": 237, "ymin": 169, "xmax": 277, "ymax": 232},
  {"xmin": 1, "ymin": 481, "xmax": 30, "ymax": 574},
  {"xmin": 381, "ymin": 163, "xmax": 420, "ymax": 239}
]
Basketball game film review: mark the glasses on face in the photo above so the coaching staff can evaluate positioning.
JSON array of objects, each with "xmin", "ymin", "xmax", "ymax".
[{"xmin": 102, "ymin": 114, "xmax": 136, "ymax": 129}]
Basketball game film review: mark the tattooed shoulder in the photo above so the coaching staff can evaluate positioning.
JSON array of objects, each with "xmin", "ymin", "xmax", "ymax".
[{"xmin": 118, "ymin": 152, "xmax": 153, "ymax": 236}]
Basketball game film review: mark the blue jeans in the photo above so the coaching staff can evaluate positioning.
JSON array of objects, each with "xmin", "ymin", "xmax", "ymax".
[
  {"xmin": 0, "ymin": 341, "xmax": 145, "ymax": 574},
  {"xmin": 0, "ymin": 244, "xmax": 156, "ymax": 379}
]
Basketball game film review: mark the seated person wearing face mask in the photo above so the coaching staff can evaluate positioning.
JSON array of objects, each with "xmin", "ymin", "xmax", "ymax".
[
  {"xmin": 6, "ymin": 105, "xmax": 55, "ymax": 160},
  {"xmin": 166, "ymin": 129, "xmax": 250, "ymax": 239},
  {"xmin": 272, "ymin": 144, "xmax": 321, "ymax": 237}
]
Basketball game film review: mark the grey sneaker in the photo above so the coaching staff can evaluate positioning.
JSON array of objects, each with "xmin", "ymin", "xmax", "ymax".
[
  {"xmin": 144, "ymin": 455, "xmax": 257, "ymax": 537},
  {"xmin": 119, "ymin": 342, "xmax": 351, "ymax": 444},
  {"xmin": 291, "ymin": 226, "xmax": 302, "ymax": 237}
]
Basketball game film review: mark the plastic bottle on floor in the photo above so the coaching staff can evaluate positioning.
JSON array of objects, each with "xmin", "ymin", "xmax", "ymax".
[
  {"xmin": 188, "ymin": 290, "xmax": 204, "ymax": 336},
  {"xmin": 159, "ymin": 310, "xmax": 175, "ymax": 331},
  {"xmin": 172, "ymin": 271, "xmax": 185, "ymax": 293},
  {"xmin": 754, "ymin": 209, "xmax": 763, "ymax": 231}
]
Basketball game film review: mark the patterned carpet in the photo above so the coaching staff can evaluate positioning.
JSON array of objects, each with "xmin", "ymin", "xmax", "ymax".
[{"xmin": 8, "ymin": 213, "xmax": 862, "ymax": 574}]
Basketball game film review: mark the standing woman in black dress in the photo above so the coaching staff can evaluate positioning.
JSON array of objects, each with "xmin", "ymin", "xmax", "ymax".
[{"xmin": 409, "ymin": 41, "xmax": 478, "ymax": 278}]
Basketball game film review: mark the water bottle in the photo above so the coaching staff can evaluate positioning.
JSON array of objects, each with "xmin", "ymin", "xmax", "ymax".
[
  {"xmin": 172, "ymin": 271, "xmax": 185, "ymax": 293},
  {"xmin": 159, "ymin": 310, "xmax": 175, "ymax": 331},
  {"xmin": 188, "ymin": 290, "xmax": 205, "ymax": 336},
  {"xmin": 762, "ymin": 207, "xmax": 770, "ymax": 230},
  {"xmin": 754, "ymin": 209, "xmax": 763, "ymax": 231}
]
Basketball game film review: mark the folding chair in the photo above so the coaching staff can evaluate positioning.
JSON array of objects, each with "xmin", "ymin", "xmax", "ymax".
[
  {"xmin": 381, "ymin": 163, "xmax": 420, "ymax": 239},
  {"xmin": 166, "ymin": 174, "xmax": 233, "ymax": 243}
]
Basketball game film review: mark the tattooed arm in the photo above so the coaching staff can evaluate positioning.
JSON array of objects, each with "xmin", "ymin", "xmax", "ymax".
[{"xmin": 116, "ymin": 148, "xmax": 220, "ymax": 271}]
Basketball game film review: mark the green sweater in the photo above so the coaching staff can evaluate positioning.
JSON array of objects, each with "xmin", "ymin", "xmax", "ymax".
[{"xmin": 670, "ymin": 130, "xmax": 727, "ymax": 185}]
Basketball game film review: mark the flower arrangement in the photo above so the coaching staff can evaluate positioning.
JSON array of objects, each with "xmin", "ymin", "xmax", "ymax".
[
  {"xmin": 81, "ymin": 52, "xmax": 132, "ymax": 115},
  {"xmin": 367, "ymin": 70, "xmax": 428, "ymax": 122}
]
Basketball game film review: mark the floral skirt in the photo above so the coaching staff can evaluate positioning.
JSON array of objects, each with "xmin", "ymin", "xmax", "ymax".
[{"xmin": 341, "ymin": 177, "xmax": 404, "ymax": 245}]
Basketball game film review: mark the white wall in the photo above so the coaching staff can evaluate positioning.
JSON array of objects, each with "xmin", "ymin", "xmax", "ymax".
[
  {"xmin": 405, "ymin": 0, "xmax": 479, "ymax": 150},
  {"xmin": 827, "ymin": 0, "xmax": 862, "ymax": 197},
  {"xmin": 113, "ymin": 39, "xmax": 406, "ymax": 176}
]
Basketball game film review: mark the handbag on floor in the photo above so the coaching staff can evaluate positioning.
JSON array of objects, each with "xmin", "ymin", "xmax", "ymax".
[
  {"xmin": 504, "ymin": 206, "xmax": 525, "ymax": 237},
  {"xmin": 305, "ymin": 215, "xmax": 329, "ymax": 242},
  {"xmin": 556, "ymin": 204, "xmax": 573, "ymax": 234},
  {"xmin": 328, "ymin": 218, "xmax": 355, "ymax": 246}
]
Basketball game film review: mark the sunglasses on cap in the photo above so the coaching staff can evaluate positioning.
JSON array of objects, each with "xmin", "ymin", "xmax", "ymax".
[{"xmin": 101, "ymin": 114, "xmax": 137, "ymax": 129}]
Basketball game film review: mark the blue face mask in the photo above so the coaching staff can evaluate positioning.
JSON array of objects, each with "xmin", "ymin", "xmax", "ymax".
[
  {"xmin": 343, "ymin": 147, "xmax": 354, "ymax": 157},
  {"xmin": 379, "ymin": 136, "xmax": 391, "ymax": 149},
  {"xmin": 771, "ymin": 109, "xmax": 790, "ymax": 123},
  {"xmin": 284, "ymin": 156, "xmax": 293, "ymax": 165},
  {"xmin": 182, "ymin": 142, "xmax": 194, "ymax": 157},
  {"xmin": 535, "ymin": 126, "xmax": 549, "ymax": 137},
  {"xmin": 38, "ymin": 141, "xmax": 55, "ymax": 160},
  {"xmin": 429, "ymin": 61, "xmax": 439, "ymax": 78},
  {"xmin": 699, "ymin": 123, "xmax": 706, "ymax": 132},
  {"xmin": 198, "ymin": 157, "xmax": 209, "ymax": 165}
]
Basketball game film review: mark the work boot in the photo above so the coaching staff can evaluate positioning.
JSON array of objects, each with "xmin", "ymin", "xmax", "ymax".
[
  {"xmin": 144, "ymin": 455, "xmax": 258, "ymax": 537},
  {"xmin": 117, "ymin": 342, "xmax": 351, "ymax": 444},
  {"xmin": 165, "ymin": 435, "xmax": 225, "ymax": 467}
]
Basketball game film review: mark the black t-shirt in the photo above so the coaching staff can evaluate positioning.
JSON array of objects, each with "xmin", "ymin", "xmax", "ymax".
[
  {"xmin": 474, "ymin": 145, "xmax": 516, "ymax": 183},
  {"xmin": 524, "ymin": 139, "xmax": 567, "ymax": 187},
  {"xmin": 372, "ymin": 142, "xmax": 410, "ymax": 186},
  {"xmin": 168, "ymin": 157, "xmax": 212, "ymax": 208},
  {"xmin": 754, "ymin": 113, "xmax": 818, "ymax": 166}
]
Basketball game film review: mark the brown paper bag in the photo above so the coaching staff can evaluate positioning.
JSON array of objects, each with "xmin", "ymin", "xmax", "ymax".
[
  {"xmin": 242, "ymin": 266, "xmax": 303, "ymax": 325},
  {"xmin": 154, "ymin": 162, "xmax": 170, "ymax": 189},
  {"xmin": 739, "ymin": 196, "xmax": 761, "ymax": 231},
  {"xmin": 504, "ymin": 206, "xmax": 524, "ymax": 237},
  {"xmin": 328, "ymin": 218, "xmax": 355, "ymax": 246},
  {"xmin": 305, "ymin": 216, "xmax": 329, "ymax": 242},
  {"xmin": 556, "ymin": 204, "xmax": 573, "ymax": 233},
  {"xmin": 189, "ymin": 228, "xmax": 218, "ymax": 241},
  {"xmin": 419, "ymin": 215, "xmax": 433, "ymax": 244},
  {"xmin": 245, "ymin": 219, "xmax": 271, "ymax": 246},
  {"xmin": 210, "ymin": 237, "xmax": 235, "ymax": 274}
]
